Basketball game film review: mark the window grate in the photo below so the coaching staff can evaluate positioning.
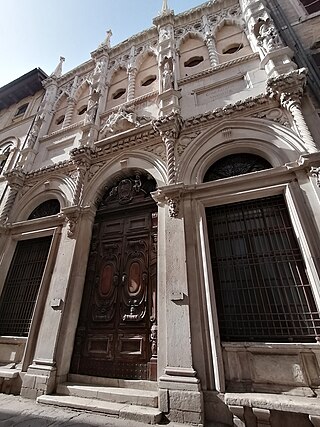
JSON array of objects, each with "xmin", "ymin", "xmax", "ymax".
[
  {"xmin": 206, "ymin": 195, "xmax": 320, "ymax": 342},
  {"xmin": 0, "ymin": 236, "xmax": 52, "ymax": 337}
]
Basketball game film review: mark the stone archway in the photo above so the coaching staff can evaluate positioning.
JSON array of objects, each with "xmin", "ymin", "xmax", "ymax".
[{"xmin": 70, "ymin": 172, "xmax": 158, "ymax": 380}]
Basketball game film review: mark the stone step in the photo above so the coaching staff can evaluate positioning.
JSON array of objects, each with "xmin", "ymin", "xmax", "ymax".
[
  {"xmin": 68, "ymin": 373, "xmax": 158, "ymax": 391},
  {"xmin": 57, "ymin": 382, "xmax": 158, "ymax": 408},
  {"xmin": 37, "ymin": 395, "xmax": 163, "ymax": 425}
]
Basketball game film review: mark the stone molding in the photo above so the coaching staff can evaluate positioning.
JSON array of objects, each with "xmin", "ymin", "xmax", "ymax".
[{"xmin": 178, "ymin": 53, "xmax": 260, "ymax": 85}]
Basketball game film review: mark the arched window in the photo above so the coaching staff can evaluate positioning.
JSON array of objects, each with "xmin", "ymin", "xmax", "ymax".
[
  {"xmin": 203, "ymin": 153, "xmax": 272, "ymax": 182},
  {"xmin": 0, "ymin": 145, "xmax": 12, "ymax": 174},
  {"xmin": 28, "ymin": 199, "xmax": 60, "ymax": 220}
]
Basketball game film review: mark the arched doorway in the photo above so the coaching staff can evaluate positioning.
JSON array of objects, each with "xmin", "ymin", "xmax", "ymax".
[{"xmin": 70, "ymin": 172, "xmax": 158, "ymax": 380}]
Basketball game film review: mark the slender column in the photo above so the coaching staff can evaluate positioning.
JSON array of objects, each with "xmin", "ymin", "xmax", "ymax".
[
  {"xmin": 72, "ymin": 165, "xmax": 86, "ymax": 206},
  {"xmin": 0, "ymin": 170, "xmax": 25, "ymax": 223},
  {"xmin": 163, "ymin": 134, "xmax": 176, "ymax": 184},
  {"xmin": 127, "ymin": 67, "xmax": 137, "ymax": 101},
  {"xmin": 205, "ymin": 35, "xmax": 219, "ymax": 67},
  {"xmin": 281, "ymin": 94, "xmax": 318, "ymax": 153},
  {"xmin": 0, "ymin": 187, "xmax": 18, "ymax": 223},
  {"xmin": 62, "ymin": 99, "xmax": 75, "ymax": 128}
]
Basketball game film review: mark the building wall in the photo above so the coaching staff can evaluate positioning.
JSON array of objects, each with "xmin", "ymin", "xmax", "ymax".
[{"xmin": 1, "ymin": 0, "xmax": 320, "ymax": 425}]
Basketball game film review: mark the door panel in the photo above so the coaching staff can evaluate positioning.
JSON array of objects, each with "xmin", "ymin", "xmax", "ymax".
[{"xmin": 71, "ymin": 185, "xmax": 157, "ymax": 380}]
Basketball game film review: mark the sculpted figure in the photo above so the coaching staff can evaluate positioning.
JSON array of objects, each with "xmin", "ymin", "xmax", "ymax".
[
  {"xmin": 257, "ymin": 19, "xmax": 282, "ymax": 54},
  {"xmin": 162, "ymin": 60, "xmax": 174, "ymax": 91}
]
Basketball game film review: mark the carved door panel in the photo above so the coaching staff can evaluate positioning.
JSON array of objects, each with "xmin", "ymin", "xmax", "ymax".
[{"xmin": 71, "ymin": 200, "xmax": 157, "ymax": 380}]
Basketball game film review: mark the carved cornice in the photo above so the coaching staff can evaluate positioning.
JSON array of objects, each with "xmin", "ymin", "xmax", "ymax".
[
  {"xmin": 184, "ymin": 94, "xmax": 274, "ymax": 128},
  {"xmin": 152, "ymin": 112, "xmax": 183, "ymax": 140},
  {"xmin": 4, "ymin": 169, "xmax": 26, "ymax": 189},
  {"xmin": 266, "ymin": 68, "xmax": 307, "ymax": 101},
  {"xmin": 41, "ymin": 120, "xmax": 84, "ymax": 141},
  {"xmin": 100, "ymin": 91, "xmax": 158, "ymax": 120},
  {"xmin": 178, "ymin": 53, "xmax": 259, "ymax": 85},
  {"xmin": 25, "ymin": 160, "xmax": 73, "ymax": 180}
]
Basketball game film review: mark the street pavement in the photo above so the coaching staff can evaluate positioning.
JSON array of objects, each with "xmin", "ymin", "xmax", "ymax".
[{"xmin": 0, "ymin": 393, "xmax": 166, "ymax": 427}]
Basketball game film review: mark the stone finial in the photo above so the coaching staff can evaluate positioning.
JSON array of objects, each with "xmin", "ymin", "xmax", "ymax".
[
  {"xmin": 51, "ymin": 56, "xmax": 65, "ymax": 78},
  {"xmin": 101, "ymin": 29, "xmax": 112, "ymax": 48},
  {"xmin": 161, "ymin": 0, "xmax": 169, "ymax": 14}
]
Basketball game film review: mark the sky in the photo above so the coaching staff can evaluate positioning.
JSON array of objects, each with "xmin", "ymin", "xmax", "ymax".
[{"xmin": 0, "ymin": 0, "xmax": 205, "ymax": 87}]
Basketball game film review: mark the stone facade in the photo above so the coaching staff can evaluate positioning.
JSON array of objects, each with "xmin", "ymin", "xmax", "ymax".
[{"xmin": 1, "ymin": 1, "xmax": 320, "ymax": 425}]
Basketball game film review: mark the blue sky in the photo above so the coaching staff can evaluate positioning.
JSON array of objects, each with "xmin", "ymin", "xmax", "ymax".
[{"xmin": 0, "ymin": 0, "xmax": 204, "ymax": 87}]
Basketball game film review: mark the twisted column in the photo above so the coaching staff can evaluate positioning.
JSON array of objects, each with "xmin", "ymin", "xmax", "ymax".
[
  {"xmin": 63, "ymin": 99, "xmax": 75, "ymax": 128},
  {"xmin": 127, "ymin": 67, "xmax": 137, "ymax": 101},
  {"xmin": 163, "ymin": 134, "xmax": 176, "ymax": 184},
  {"xmin": 281, "ymin": 94, "xmax": 318, "ymax": 153},
  {"xmin": 0, "ymin": 170, "xmax": 25, "ymax": 223},
  {"xmin": 72, "ymin": 164, "xmax": 87, "ymax": 206},
  {"xmin": 0, "ymin": 187, "xmax": 19, "ymax": 223},
  {"xmin": 205, "ymin": 35, "xmax": 219, "ymax": 67}
]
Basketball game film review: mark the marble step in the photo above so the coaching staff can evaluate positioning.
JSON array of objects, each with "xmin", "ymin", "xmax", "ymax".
[
  {"xmin": 37, "ymin": 394, "xmax": 163, "ymax": 425},
  {"xmin": 57, "ymin": 382, "xmax": 159, "ymax": 408},
  {"xmin": 68, "ymin": 373, "xmax": 158, "ymax": 391}
]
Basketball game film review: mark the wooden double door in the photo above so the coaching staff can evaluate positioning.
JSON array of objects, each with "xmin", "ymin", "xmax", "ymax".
[{"xmin": 71, "ymin": 180, "xmax": 157, "ymax": 380}]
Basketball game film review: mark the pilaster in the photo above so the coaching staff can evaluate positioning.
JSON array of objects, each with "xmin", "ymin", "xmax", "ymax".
[
  {"xmin": 152, "ymin": 185, "xmax": 203, "ymax": 425},
  {"xmin": 21, "ymin": 223, "xmax": 77, "ymax": 398}
]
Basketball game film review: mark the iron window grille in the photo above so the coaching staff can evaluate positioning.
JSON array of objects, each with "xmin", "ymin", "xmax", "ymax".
[
  {"xmin": 206, "ymin": 195, "xmax": 320, "ymax": 342},
  {"xmin": 0, "ymin": 236, "xmax": 52, "ymax": 337},
  {"xmin": 204, "ymin": 153, "xmax": 272, "ymax": 182},
  {"xmin": 28, "ymin": 199, "xmax": 60, "ymax": 220}
]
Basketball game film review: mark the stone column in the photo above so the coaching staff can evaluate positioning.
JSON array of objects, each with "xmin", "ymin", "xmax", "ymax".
[
  {"xmin": 153, "ymin": 113, "xmax": 183, "ymax": 186},
  {"xmin": 62, "ymin": 99, "xmax": 75, "ymax": 128},
  {"xmin": 205, "ymin": 35, "xmax": 219, "ymax": 67},
  {"xmin": 0, "ymin": 170, "xmax": 25, "ymax": 223},
  {"xmin": 127, "ymin": 67, "xmax": 137, "ymax": 101},
  {"xmin": 281, "ymin": 94, "xmax": 318, "ymax": 153}
]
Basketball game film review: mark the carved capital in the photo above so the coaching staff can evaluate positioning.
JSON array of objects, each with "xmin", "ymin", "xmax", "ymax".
[
  {"xmin": 311, "ymin": 167, "xmax": 320, "ymax": 187},
  {"xmin": 62, "ymin": 206, "xmax": 82, "ymax": 238},
  {"xmin": 4, "ymin": 168, "xmax": 26, "ymax": 190},
  {"xmin": 266, "ymin": 68, "xmax": 307, "ymax": 101},
  {"xmin": 151, "ymin": 183, "xmax": 184, "ymax": 218},
  {"xmin": 70, "ymin": 145, "xmax": 94, "ymax": 168},
  {"xmin": 152, "ymin": 111, "xmax": 183, "ymax": 140}
]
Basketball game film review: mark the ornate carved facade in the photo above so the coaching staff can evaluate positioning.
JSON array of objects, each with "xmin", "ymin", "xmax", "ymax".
[{"xmin": 1, "ymin": 1, "xmax": 320, "ymax": 426}]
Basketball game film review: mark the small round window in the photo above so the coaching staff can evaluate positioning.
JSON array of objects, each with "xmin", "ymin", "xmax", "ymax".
[
  {"xmin": 223, "ymin": 43, "xmax": 244, "ymax": 54},
  {"xmin": 112, "ymin": 88, "xmax": 126, "ymax": 100},
  {"xmin": 184, "ymin": 56, "xmax": 204, "ymax": 67},
  {"xmin": 78, "ymin": 106, "xmax": 87, "ymax": 115},
  {"xmin": 141, "ymin": 75, "xmax": 157, "ymax": 87},
  {"xmin": 56, "ymin": 115, "xmax": 65, "ymax": 125}
]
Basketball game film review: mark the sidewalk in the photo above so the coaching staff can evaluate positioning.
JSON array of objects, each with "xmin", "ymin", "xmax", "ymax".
[{"xmin": 0, "ymin": 393, "xmax": 164, "ymax": 427}]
